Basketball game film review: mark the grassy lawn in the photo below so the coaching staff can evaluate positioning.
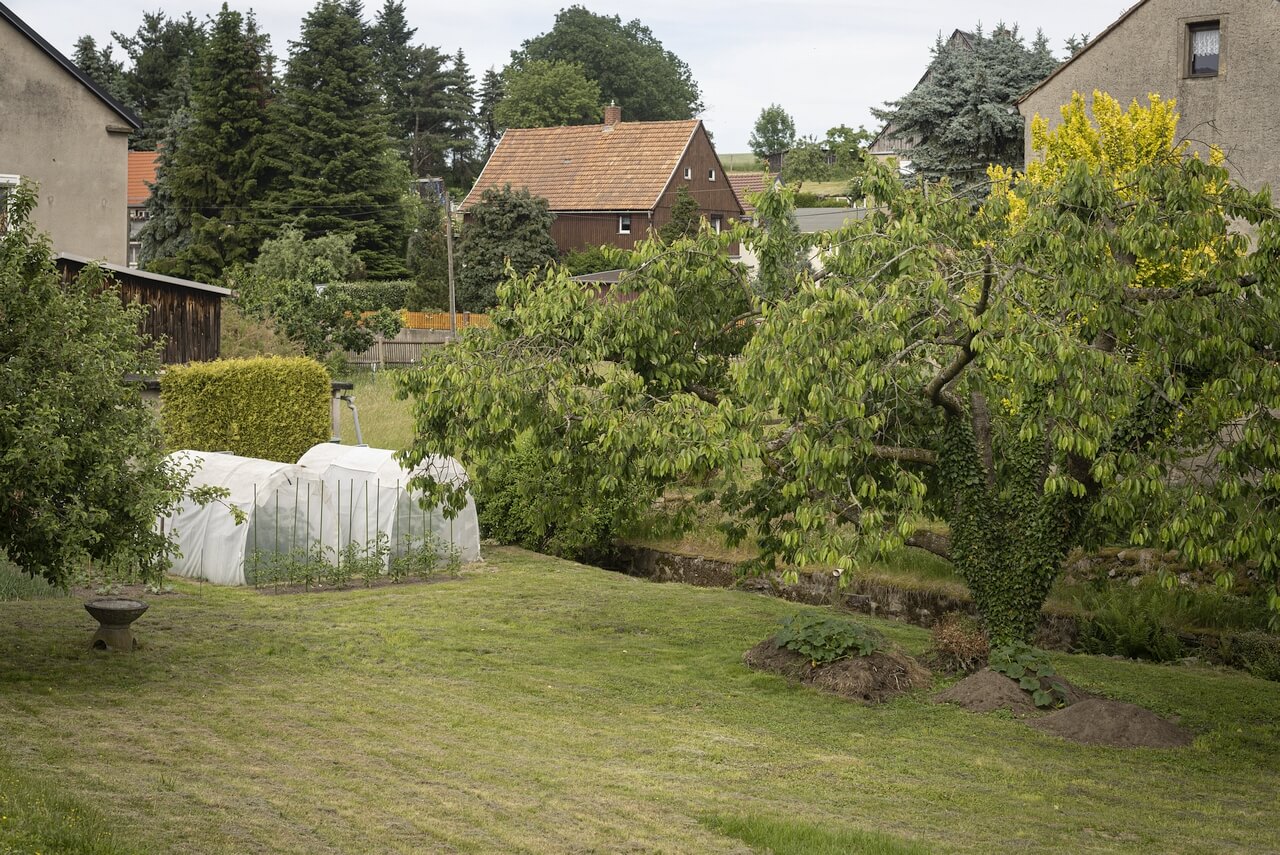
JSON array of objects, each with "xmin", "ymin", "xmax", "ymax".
[
  {"xmin": 2, "ymin": 546, "xmax": 1278, "ymax": 853},
  {"xmin": 336, "ymin": 368, "xmax": 417, "ymax": 451}
]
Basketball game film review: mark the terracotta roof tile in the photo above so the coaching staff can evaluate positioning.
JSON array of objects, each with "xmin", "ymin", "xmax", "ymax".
[
  {"xmin": 462, "ymin": 120, "xmax": 700, "ymax": 212},
  {"xmin": 127, "ymin": 151, "xmax": 159, "ymax": 207},
  {"xmin": 727, "ymin": 172, "xmax": 777, "ymax": 215}
]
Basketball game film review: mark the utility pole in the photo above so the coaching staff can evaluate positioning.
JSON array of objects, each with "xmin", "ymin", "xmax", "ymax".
[{"xmin": 446, "ymin": 198, "xmax": 457, "ymax": 337}]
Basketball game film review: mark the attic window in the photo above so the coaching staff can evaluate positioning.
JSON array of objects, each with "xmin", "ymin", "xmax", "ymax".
[
  {"xmin": 1189, "ymin": 21, "xmax": 1220, "ymax": 76},
  {"xmin": 708, "ymin": 169, "xmax": 717, "ymax": 181},
  {"xmin": 684, "ymin": 167, "xmax": 692, "ymax": 180},
  {"xmin": 618, "ymin": 214, "xmax": 632, "ymax": 234}
]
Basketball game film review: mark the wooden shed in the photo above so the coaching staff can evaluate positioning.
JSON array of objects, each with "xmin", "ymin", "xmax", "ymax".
[{"xmin": 57, "ymin": 253, "xmax": 229, "ymax": 364}]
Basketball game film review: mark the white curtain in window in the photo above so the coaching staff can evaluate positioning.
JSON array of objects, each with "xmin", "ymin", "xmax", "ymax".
[{"xmin": 1192, "ymin": 27, "xmax": 1220, "ymax": 57}]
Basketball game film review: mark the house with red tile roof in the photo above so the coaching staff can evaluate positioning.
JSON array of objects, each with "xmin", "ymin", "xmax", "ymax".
[
  {"xmin": 127, "ymin": 150, "xmax": 159, "ymax": 268},
  {"xmin": 726, "ymin": 172, "xmax": 781, "ymax": 220},
  {"xmin": 461, "ymin": 106, "xmax": 744, "ymax": 255}
]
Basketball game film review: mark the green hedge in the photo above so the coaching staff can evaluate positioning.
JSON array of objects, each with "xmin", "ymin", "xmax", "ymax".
[
  {"xmin": 328, "ymin": 281, "xmax": 411, "ymax": 311},
  {"xmin": 161, "ymin": 357, "xmax": 331, "ymax": 463}
]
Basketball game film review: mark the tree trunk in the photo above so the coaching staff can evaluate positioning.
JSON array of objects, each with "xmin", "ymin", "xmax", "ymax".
[{"xmin": 939, "ymin": 418, "xmax": 1082, "ymax": 645}]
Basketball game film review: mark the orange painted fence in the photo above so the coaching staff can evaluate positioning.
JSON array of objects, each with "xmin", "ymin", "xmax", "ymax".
[{"xmin": 400, "ymin": 311, "xmax": 491, "ymax": 330}]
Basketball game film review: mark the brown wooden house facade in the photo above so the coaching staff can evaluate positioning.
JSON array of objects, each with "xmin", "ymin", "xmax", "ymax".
[
  {"xmin": 57, "ymin": 254, "xmax": 229, "ymax": 365},
  {"xmin": 461, "ymin": 107, "xmax": 744, "ymax": 255}
]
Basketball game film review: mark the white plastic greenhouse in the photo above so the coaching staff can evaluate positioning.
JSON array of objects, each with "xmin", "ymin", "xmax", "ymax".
[
  {"xmin": 297, "ymin": 443, "xmax": 481, "ymax": 564},
  {"xmin": 161, "ymin": 444, "xmax": 480, "ymax": 586}
]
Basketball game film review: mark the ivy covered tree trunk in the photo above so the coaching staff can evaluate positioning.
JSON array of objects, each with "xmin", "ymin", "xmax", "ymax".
[{"xmin": 940, "ymin": 418, "xmax": 1084, "ymax": 644}]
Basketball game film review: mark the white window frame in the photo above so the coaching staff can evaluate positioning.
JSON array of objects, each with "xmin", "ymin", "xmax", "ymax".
[
  {"xmin": 0, "ymin": 174, "xmax": 21, "ymax": 234},
  {"xmin": 618, "ymin": 214, "xmax": 632, "ymax": 234},
  {"xmin": 708, "ymin": 168, "xmax": 717, "ymax": 181},
  {"xmin": 710, "ymin": 214, "xmax": 723, "ymax": 234},
  {"xmin": 684, "ymin": 167, "xmax": 692, "ymax": 180}
]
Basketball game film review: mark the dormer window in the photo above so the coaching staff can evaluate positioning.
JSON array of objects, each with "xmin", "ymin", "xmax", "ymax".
[
  {"xmin": 618, "ymin": 214, "xmax": 632, "ymax": 234},
  {"xmin": 1189, "ymin": 21, "xmax": 1220, "ymax": 76}
]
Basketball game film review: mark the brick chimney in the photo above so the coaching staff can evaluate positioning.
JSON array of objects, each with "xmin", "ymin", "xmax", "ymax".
[{"xmin": 603, "ymin": 103, "xmax": 622, "ymax": 126}]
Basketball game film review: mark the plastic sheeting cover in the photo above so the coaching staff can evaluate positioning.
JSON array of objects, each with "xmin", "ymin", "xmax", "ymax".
[
  {"xmin": 296, "ymin": 443, "xmax": 481, "ymax": 563},
  {"xmin": 161, "ymin": 450, "xmax": 319, "ymax": 586}
]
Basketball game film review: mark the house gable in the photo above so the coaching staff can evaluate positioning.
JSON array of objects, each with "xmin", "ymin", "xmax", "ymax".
[
  {"xmin": 1016, "ymin": 0, "xmax": 1280, "ymax": 193},
  {"xmin": 0, "ymin": 3, "xmax": 136, "ymax": 262}
]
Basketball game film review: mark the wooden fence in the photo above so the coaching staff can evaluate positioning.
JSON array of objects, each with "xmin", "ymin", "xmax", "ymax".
[{"xmin": 347, "ymin": 339, "xmax": 431, "ymax": 367}]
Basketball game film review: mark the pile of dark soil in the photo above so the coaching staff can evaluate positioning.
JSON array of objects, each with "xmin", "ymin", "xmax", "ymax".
[
  {"xmin": 1028, "ymin": 698, "xmax": 1194, "ymax": 748},
  {"xmin": 744, "ymin": 639, "xmax": 931, "ymax": 703},
  {"xmin": 933, "ymin": 668, "xmax": 1090, "ymax": 715}
]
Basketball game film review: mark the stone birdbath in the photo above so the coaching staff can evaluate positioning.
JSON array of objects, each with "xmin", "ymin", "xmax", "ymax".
[{"xmin": 85, "ymin": 598, "xmax": 149, "ymax": 652}]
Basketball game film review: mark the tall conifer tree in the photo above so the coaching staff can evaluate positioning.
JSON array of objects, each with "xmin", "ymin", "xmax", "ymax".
[
  {"xmin": 261, "ymin": 0, "xmax": 409, "ymax": 278},
  {"xmin": 143, "ymin": 4, "xmax": 274, "ymax": 280},
  {"xmin": 476, "ymin": 67, "xmax": 504, "ymax": 160}
]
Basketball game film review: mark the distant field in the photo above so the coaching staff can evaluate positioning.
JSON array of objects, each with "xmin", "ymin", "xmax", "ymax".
[{"xmin": 720, "ymin": 152, "xmax": 766, "ymax": 172}]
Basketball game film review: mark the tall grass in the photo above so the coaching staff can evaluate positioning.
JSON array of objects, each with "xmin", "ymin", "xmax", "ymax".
[
  {"xmin": 335, "ymin": 369, "xmax": 417, "ymax": 451},
  {"xmin": 0, "ymin": 560, "xmax": 62, "ymax": 601}
]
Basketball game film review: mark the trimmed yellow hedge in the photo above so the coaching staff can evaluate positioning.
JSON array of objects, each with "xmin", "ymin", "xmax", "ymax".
[{"xmin": 161, "ymin": 357, "xmax": 330, "ymax": 463}]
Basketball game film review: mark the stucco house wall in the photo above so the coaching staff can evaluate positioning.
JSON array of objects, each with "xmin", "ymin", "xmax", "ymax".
[
  {"xmin": 0, "ymin": 8, "xmax": 135, "ymax": 263},
  {"xmin": 1017, "ymin": 0, "xmax": 1280, "ymax": 194}
]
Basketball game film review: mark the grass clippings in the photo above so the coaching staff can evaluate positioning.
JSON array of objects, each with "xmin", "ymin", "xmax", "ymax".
[{"xmin": 744, "ymin": 639, "xmax": 931, "ymax": 704}]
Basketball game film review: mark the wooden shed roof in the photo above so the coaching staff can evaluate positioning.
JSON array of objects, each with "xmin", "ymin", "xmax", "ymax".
[
  {"xmin": 57, "ymin": 253, "xmax": 231, "ymax": 297},
  {"xmin": 461, "ymin": 120, "xmax": 702, "ymax": 213}
]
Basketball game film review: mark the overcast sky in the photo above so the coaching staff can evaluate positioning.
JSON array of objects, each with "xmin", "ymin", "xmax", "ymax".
[{"xmin": 18, "ymin": 0, "xmax": 1133, "ymax": 152}]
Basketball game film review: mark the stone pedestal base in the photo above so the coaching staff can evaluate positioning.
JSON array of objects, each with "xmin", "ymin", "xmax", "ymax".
[{"xmin": 91, "ymin": 625, "xmax": 136, "ymax": 651}]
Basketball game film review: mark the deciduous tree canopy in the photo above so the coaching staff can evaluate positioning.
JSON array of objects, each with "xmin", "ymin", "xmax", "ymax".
[
  {"xmin": 0, "ymin": 187, "xmax": 196, "ymax": 586},
  {"xmin": 510, "ymin": 6, "xmax": 703, "ymax": 122},
  {"xmin": 401, "ymin": 94, "xmax": 1280, "ymax": 643},
  {"xmin": 494, "ymin": 60, "xmax": 601, "ymax": 129}
]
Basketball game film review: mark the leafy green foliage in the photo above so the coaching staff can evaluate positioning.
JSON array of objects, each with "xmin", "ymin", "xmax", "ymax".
[
  {"xmin": 988, "ymin": 642, "xmax": 1068, "ymax": 707},
  {"xmin": 327, "ymin": 281, "xmax": 411, "ymax": 311},
  {"xmin": 233, "ymin": 269, "xmax": 400, "ymax": 360},
  {"xmin": 259, "ymin": 0, "xmax": 410, "ymax": 278},
  {"xmin": 749, "ymin": 104, "xmax": 796, "ymax": 159},
  {"xmin": 456, "ymin": 185, "xmax": 558, "ymax": 311},
  {"xmin": 253, "ymin": 224, "xmax": 366, "ymax": 286},
  {"xmin": 475, "ymin": 432, "xmax": 643, "ymax": 563},
  {"xmin": 871, "ymin": 24, "xmax": 1058, "ymax": 189},
  {"xmin": 476, "ymin": 66, "xmax": 505, "ymax": 158},
  {"xmin": 658, "ymin": 186, "xmax": 703, "ymax": 244},
  {"xmin": 1072, "ymin": 582, "xmax": 1197, "ymax": 662},
  {"xmin": 511, "ymin": 6, "xmax": 703, "ymax": 121},
  {"xmin": 0, "ymin": 186, "xmax": 196, "ymax": 587},
  {"xmin": 564, "ymin": 245, "xmax": 625, "ymax": 276},
  {"xmin": 774, "ymin": 613, "xmax": 885, "ymax": 665},
  {"xmin": 400, "ymin": 94, "xmax": 1280, "ymax": 646},
  {"xmin": 1220, "ymin": 631, "xmax": 1280, "ymax": 682},
  {"xmin": 406, "ymin": 196, "xmax": 449, "ymax": 310},
  {"xmin": 494, "ymin": 60, "xmax": 601, "ymax": 129},
  {"xmin": 160, "ymin": 356, "xmax": 331, "ymax": 463}
]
